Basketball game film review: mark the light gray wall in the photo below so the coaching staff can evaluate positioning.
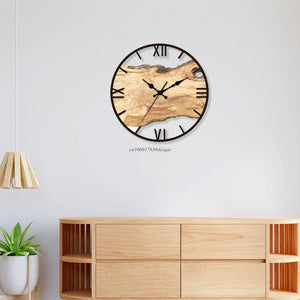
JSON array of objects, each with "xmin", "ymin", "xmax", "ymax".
[{"xmin": 0, "ymin": 0, "xmax": 300, "ymax": 299}]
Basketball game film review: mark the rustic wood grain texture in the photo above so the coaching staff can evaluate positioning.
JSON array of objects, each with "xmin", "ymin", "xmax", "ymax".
[
  {"xmin": 285, "ymin": 225, "xmax": 290, "ymax": 290},
  {"xmin": 269, "ymin": 290, "xmax": 300, "ymax": 299},
  {"xmin": 270, "ymin": 224, "xmax": 274, "ymax": 290},
  {"xmin": 25, "ymin": 153, "xmax": 40, "ymax": 188},
  {"xmin": 181, "ymin": 261, "xmax": 266, "ymax": 297},
  {"xmin": 60, "ymin": 217, "xmax": 300, "ymax": 225},
  {"xmin": 60, "ymin": 289, "xmax": 91, "ymax": 300},
  {"xmin": 182, "ymin": 224, "xmax": 265, "ymax": 259},
  {"xmin": 96, "ymin": 224, "xmax": 180, "ymax": 259},
  {"xmin": 269, "ymin": 254, "xmax": 300, "ymax": 263},
  {"xmin": 91, "ymin": 224, "xmax": 96, "ymax": 298},
  {"xmin": 275, "ymin": 225, "xmax": 279, "ymax": 289},
  {"xmin": 0, "ymin": 152, "xmax": 8, "ymax": 187},
  {"xmin": 112, "ymin": 60, "xmax": 207, "ymax": 127},
  {"xmin": 2, "ymin": 152, "xmax": 14, "ymax": 188},
  {"xmin": 90, "ymin": 297, "xmax": 298, "ymax": 300},
  {"xmin": 280, "ymin": 225, "xmax": 285, "ymax": 290},
  {"xmin": 80, "ymin": 224, "xmax": 85, "ymax": 254},
  {"xmin": 96, "ymin": 261, "xmax": 180, "ymax": 298},
  {"xmin": 86, "ymin": 224, "xmax": 91, "ymax": 254},
  {"xmin": 292, "ymin": 262, "xmax": 298, "ymax": 292},
  {"xmin": 266, "ymin": 224, "xmax": 270, "ymax": 298},
  {"xmin": 13, "ymin": 152, "xmax": 21, "ymax": 188},
  {"xmin": 20, "ymin": 152, "xmax": 33, "ymax": 188},
  {"xmin": 86, "ymin": 263, "xmax": 91, "ymax": 291}
]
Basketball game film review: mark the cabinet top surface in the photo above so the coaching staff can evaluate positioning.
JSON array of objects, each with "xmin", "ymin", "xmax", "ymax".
[{"xmin": 60, "ymin": 217, "xmax": 300, "ymax": 224}]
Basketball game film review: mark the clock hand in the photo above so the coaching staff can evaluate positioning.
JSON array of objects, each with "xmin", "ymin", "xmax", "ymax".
[
  {"xmin": 153, "ymin": 78, "xmax": 188, "ymax": 97},
  {"xmin": 143, "ymin": 79, "xmax": 167, "ymax": 99},
  {"xmin": 142, "ymin": 79, "xmax": 160, "ymax": 92},
  {"xmin": 141, "ymin": 81, "xmax": 168, "ymax": 122}
]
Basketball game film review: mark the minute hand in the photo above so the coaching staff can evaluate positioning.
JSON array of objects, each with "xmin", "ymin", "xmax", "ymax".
[{"xmin": 157, "ymin": 78, "xmax": 187, "ymax": 95}]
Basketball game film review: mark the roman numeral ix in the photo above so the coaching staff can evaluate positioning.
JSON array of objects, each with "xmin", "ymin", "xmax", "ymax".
[
  {"xmin": 112, "ymin": 87, "xmax": 124, "ymax": 99},
  {"xmin": 153, "ymin": 45, "xmax": 167, "ymax": 57}
]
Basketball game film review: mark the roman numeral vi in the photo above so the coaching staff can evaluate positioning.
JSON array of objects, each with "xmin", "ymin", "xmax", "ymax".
[{"xmin": 154, "ymin": 128, "xmax": 166, "ymax": 140}]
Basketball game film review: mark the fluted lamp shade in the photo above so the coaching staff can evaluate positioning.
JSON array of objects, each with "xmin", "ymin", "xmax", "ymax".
[{"xmin": 0, "ymin": 152, "xmax": 39, "ymax": 189}]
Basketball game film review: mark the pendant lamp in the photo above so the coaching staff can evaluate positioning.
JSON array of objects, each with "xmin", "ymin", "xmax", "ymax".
[{"xmin": 0, "ymin": 0, "xmax": 40, "ymax": 189}]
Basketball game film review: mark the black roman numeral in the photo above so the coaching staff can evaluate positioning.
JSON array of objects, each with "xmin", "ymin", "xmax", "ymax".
[
  {"xmin": 136, "ymin": 51, "xmax": 142, "ymax": 59},
  {"xmin": 154, "ymin": 128, "xmax": 166, "ymax": 140},
  {"xmin": 118, "ymin": 110, "xmax": 126, "ymax": 116},
  {"xmin": 135, "ymin": 126, "xmax": 141, "ymax": 134},
  {"xmin": 196, "ymin": 87, "xmax": 207, "ymax": 98},
  {"xmin": 179, "ymin": 125, "xmax": 185, "ymax": 133},
  {"xmin": 153, "ymin": 45, "xmax": 167, "ymax": 57},
  {"xmin": 194, "ymin": 109, "xmax": 201, "ymax": 116},
  {"xmin": 178, "ymin": 51, "xmax": 184, "ymax": 59},
  {"xmin": 112, "ymin": 87, "xmax": 124, "ymax": 98},
  {"xmin": 119, "ymin": 67, "xmax": 127, "ymax": 74}
]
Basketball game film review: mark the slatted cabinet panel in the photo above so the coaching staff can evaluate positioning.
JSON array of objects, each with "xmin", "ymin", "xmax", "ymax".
[
  {"xmin": 61, "ymin": 223, "xmax": 91, "ymax": 258},
  {"xmin": 270, "ymin": 224, "xmax": 299, "ymax": 294},
  {"xmin": 61, "ymin": 262, "xmax": 91, "ymax": 295},
  {"xmin": 60, "ymin": 223, "xmax": 93, "ymax": 298}
]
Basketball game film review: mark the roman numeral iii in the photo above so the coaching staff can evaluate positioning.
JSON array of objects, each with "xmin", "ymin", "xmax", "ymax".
[
  {"xmin": 153, "ymin": 45, "xmax": 167, "ymax": 57},
  {"xmin": 112, "ymin": 87, "xmax": 125, "ymax": 98},
  {"xmin": 196, "ymin": 87, "xmax": 207, "ymax": 98}
]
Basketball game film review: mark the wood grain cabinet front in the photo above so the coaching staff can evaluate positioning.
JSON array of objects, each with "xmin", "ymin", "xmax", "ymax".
[
  {"xmin": 60, "ymin": 218, "xmax": 300, "ymax": 300},
  {"xmin": 96, "ymin": 261, "xmax": 180, "ymax": 298},
  {"xmin": 181, "ymin": 261, "xmax": 266, "ymax": 297},
  {"xmin": 96, "ymin": 224, "xmax": 180, "ymax": 259},
  {"xmin": 182, "ymin": 224, "xmax": 266, "ymax": 259}
]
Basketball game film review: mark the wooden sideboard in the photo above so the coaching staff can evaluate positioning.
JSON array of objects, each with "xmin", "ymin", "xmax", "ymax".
[{"xmin": 59, "ymin": 217, "xmax": 300, "ymax": 300}]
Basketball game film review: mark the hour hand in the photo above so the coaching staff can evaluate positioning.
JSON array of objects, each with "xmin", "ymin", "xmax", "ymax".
[{"xmin": 142, "ymin": 79, "xmax": 159, "ymax": 92}]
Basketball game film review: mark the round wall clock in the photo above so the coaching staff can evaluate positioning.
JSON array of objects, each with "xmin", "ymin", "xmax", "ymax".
[{"xmin": 111, "ymin": 43, "xmax": 209, "ymax": 142}]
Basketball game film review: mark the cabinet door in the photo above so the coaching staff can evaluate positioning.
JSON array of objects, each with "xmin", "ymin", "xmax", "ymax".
[
  {"xmin": 182, "ymin": 224, "xmax": 265, "ymax": 259},
  {"xmin": 182, "ymin": 261, "xmax": 265, "ymax": 297},
  {"xmin": 96, "ymin": 261, "xmax": 180, "ymax": 297},
  {"xmin": 96, "ymin": 224, "xmax": 180, "ymax": 259}
]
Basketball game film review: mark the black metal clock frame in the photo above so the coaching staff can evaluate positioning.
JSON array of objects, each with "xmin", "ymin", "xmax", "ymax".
[{"xmin": 110, "ymin": 43, "xmax": 209, "ymax": 142}]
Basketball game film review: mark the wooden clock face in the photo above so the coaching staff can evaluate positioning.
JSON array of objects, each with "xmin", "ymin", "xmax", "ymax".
[{"xmin": 111, "ymin": 43, "xmax": 209, "ymax": 142}]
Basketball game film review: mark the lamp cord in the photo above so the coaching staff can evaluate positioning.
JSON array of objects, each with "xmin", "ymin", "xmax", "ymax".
[{"xmin": 14, "ymin": 0, "xmax": 17, "ymax": 152}]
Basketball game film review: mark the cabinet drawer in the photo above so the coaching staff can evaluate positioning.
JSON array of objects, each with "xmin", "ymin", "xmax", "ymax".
[
  {"xmin": 182, "ymin": 224, "xmax": 265, "ymax": 259},
  {"xmin": 182, "ymin": 261, "xmax": 265, "ymax": 297},
  {"xmin": 96, "ymin": 261, "xmax": 180, "ymax": 297},
  {"xmin": 96, "ymin": 224, "xmax": 180, "ymax": 259}
]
